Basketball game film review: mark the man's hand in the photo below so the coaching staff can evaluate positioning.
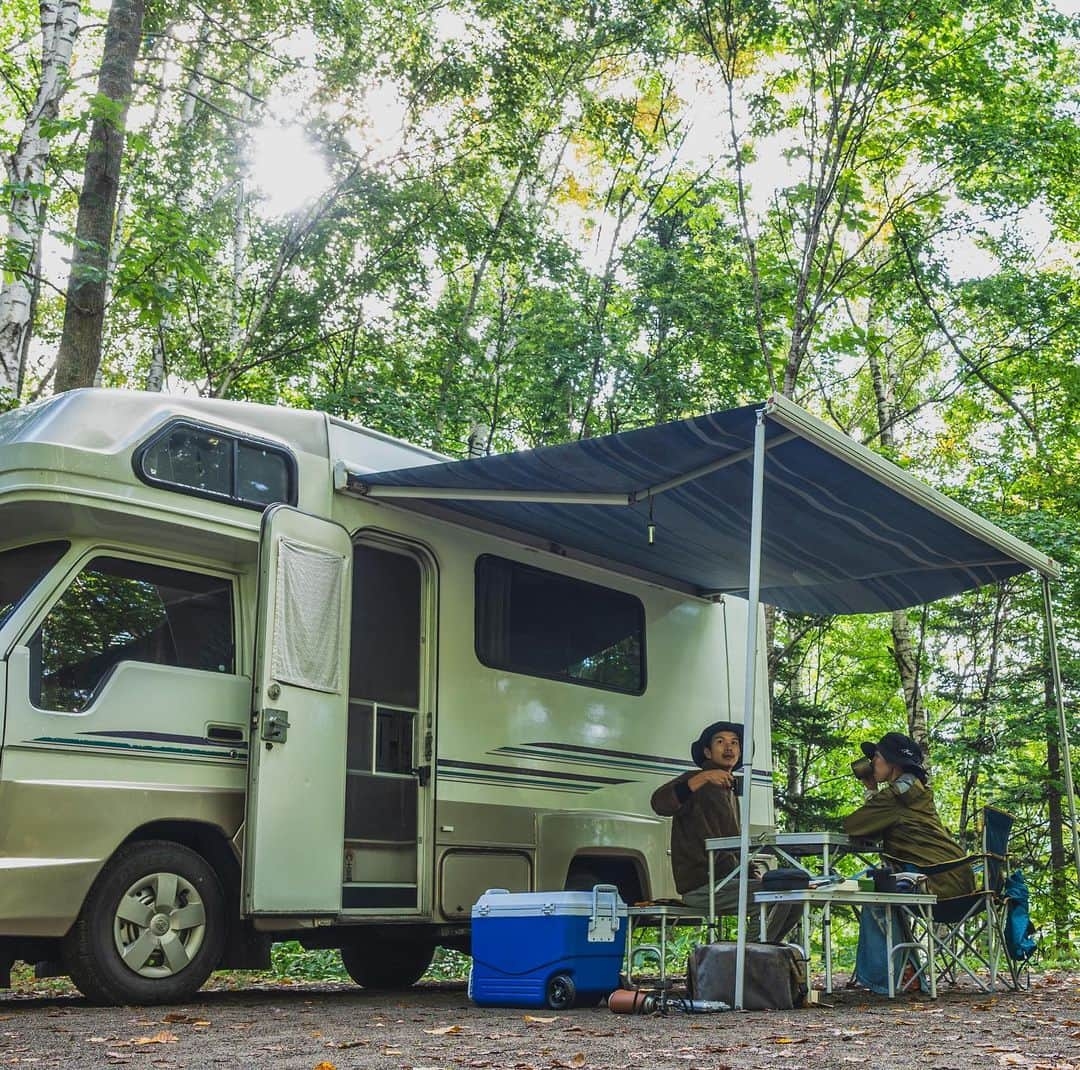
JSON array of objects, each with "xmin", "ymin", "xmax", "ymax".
[{"xmin": 689, "ymin": 768, "xmax": 735, "ymax": 791}]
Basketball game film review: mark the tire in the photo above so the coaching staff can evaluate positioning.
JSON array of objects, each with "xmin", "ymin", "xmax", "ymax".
[
  {"xmin": 545, "ymin": 972, "xmax": 576, "ymax": 1010},
  {"xmin": 63, "ymin": 840, "xmax": 225, "ymax": 1006},
  {"xmin": 340, "ymin": 937, "xmax": 435, "ymax": 989}
]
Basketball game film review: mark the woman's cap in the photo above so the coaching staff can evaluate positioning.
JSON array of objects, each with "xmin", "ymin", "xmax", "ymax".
[{"xmin": 860, "ymin": 732, "xmax": 927, "ymax": 780}]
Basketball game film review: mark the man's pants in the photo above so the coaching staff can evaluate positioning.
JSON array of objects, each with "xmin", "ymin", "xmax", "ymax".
[{"xmin": 681, "ymin": 879, "xmax": 803, "ymax": 944}]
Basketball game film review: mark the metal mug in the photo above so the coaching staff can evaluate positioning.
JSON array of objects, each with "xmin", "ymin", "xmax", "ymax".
[{"xmin": 851, "ymin": 756, "xmax": 873, "ymax": 779}]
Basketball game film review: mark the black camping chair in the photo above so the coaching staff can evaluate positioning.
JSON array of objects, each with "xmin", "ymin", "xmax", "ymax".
[{"xmin": 908, "ymin": 805, "xmax": 1029, "ymax": 993}]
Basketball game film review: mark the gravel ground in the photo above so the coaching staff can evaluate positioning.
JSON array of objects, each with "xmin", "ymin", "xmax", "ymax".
[{"xmin": 1, "ymin": 973, "xmax": 1078, "ymax": 1070}]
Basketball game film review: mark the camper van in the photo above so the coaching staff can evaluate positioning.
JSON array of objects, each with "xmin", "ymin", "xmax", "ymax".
[{"xmin": 0, "ymin": 390, "xmax": 774, "ymax": 1004}]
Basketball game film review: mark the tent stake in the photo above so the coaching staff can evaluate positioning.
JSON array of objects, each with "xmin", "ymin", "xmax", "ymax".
[
  {"xmin": 1042, "ymin": 576, "xmax": 1080, "ymax": 885},
  {"xmin": 734, "ymin": 407, "xmax": 767, "ymax": 1010}
]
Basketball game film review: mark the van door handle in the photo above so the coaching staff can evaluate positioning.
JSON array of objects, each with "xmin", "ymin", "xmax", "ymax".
[
  {"xmin": 412, "ymin": 764, "xmax": 431, "ymax": 787},
  {"xmin": 207, "ymin": 724, "xmax": 244, "ymax": 743},
  {"xmin": 259, "ymin": 709, "xmax": 289, "ymax": 744}
]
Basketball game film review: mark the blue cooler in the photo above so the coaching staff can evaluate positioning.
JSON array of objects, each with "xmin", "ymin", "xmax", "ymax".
[{"xmin": 469, "ymin": 885, "xmax": 627, "ymax": 1009}]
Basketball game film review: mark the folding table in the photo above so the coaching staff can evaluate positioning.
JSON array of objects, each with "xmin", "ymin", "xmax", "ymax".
[{"xmin": 754, "ymin": 885, "xmax": 938, "ymax": 998}]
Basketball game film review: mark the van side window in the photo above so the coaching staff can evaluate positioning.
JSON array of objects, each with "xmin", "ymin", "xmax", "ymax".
[
  {"xmin": 475, "ymin": 554, "xmax": 645, "ymax": 694},
  {"xmin": 31, "ymin": 557, "xmax": 235, "ymax": 713},
  {"xmin": 135, "ymin": 420, "xmax": 295, "ymax": 509},
  {"xmin": 0, "ymin": 541, "xmax": 69, "ymax": 629}
]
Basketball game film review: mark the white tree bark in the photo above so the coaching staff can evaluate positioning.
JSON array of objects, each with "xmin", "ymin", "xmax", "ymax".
[
  {"xmin": 865, "ymin": 315, "xmax": 930, "ymax": 762},
  {"xmin": 0, "ymin": 0, "xmax": 80, "ymax": 400}
]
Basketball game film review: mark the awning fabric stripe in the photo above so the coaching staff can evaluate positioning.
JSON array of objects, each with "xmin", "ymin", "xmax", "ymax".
[{"xmin": 336, "ymin": 396, "xmax": 1057, "ymax": 613}]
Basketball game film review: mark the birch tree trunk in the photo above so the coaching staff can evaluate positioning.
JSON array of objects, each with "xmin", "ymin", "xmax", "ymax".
[
  {"xmin": 0, "ymin": 0, "xmax": 80, "ymax": 400},
  {"xmin": 865, "ymin": 326, "xmax": 930, "ymax": 759},
  {"xmin": 54, "ymin": 0, "xmax": 146, "ymax": 393},
  {"xmin": 96, "ymin": 25, "xmax": 177, "ymax": 388}
]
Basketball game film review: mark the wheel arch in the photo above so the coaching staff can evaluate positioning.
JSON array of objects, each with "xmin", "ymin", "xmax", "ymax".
[
  {"xmin": 564, "ymin": 851, "xmax": 648, "ymax": 904},
  {"xmin": 121, "ymin": 820, "xmax": 239, "ymax": 896}
]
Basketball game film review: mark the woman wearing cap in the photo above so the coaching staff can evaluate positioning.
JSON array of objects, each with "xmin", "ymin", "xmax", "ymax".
[
  {"xmin": 843, "ymin": 732, "xmax": 974, "ymax": 993},
  {"xmin": 651, "ymin": 720, "xmax": 800, "ymax": 942}
]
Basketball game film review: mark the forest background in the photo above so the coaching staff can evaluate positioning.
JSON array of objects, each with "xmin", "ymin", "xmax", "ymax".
[{"xmin": 1, "ymin": 0, "xmax": 1078, "ymax": 956}]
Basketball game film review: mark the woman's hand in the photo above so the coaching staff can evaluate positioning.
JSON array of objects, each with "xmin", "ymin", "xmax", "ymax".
[{"xmin": 689, "ymin": 768, "xmax": 735, "ymax": 791}]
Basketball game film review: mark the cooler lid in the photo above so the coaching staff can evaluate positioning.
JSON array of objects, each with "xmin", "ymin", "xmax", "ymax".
[{"xmin": 471, "ymin": 887, "xmax": 627, "ymax": 919}]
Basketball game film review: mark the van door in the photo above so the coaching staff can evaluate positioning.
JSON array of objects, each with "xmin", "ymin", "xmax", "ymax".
[
  {"xmin": 342, "ymin": 539, "xmax": 433, "ymax": 913},
  {"xmin": 242, "ymin": 506, "xmax": 352, "ymax": 914}
]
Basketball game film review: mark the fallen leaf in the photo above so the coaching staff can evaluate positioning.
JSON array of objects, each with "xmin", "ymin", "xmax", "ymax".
[
  {"xmin": 162, "ymin": 1014, "xmax": 202, "ymax": 1024},
  {"xmin": 523, "ymin": 1015, "xmax": 558, "ymax": 1024},
  {"xmin": 566, "ymin": 1055, "xmax": 586, "ymax": 1068},
  {"xmin": 132, "ymin": 1032, "xmax": 177, "ymax": 1046},
  {"xmin": 768, "ymin": 1036, "xmax": 809, "ymax": 1045},
  {"xmin": 424, "ymin": 1024, "xmax": 464, "ymax": 1035},
  {"xmin": 313, "ymin": 1063, "xmax": 338, "ymax": 1070}
]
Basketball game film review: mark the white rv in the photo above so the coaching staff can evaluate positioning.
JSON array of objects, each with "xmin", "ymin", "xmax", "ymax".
[{"xmin": 0, "ymin": 390, "xmax": 773, "ymax": 1004}]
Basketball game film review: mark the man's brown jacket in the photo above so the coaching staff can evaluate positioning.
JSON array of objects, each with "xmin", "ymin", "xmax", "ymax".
[{"xmin": 650, "ymin": 764, "xmax": 740, "ymax": 895}]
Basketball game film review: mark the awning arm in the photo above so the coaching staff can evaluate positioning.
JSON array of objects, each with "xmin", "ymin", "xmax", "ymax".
[
  {"xmin": 1043, "ymin": 576, "xmax": 1080, "ymax": 886},
  {"xmin": 632, "ymin": 431, "xmax": 798, "ymax": 501},
  {"xmin": 334, "ymin": 463, "xmax": 628, "ymax": 505},
  {"xmin": 333, "ymin": 430, "xmax": 799, "ymax": 507}
]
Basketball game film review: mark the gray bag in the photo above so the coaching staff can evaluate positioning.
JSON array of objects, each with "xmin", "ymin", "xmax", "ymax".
[{"xmin": 687, "ymin": 941, "xmax": 808, "ymax": 1010}]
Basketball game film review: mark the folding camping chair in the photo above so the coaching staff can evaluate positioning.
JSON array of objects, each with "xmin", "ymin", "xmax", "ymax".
[{"xmin": 915, "ymin": 805, "xmax": 1030, "ymax": 993}]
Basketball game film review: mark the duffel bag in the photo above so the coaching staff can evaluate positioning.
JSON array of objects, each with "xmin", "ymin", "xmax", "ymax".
[{"xmin": 687, "ymin": 941, "xmax": 808, "ymax": 1011}]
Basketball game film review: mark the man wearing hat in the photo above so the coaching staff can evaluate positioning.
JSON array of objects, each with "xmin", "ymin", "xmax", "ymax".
[
  {"xmin": 843, "ymin": 732, "xmax": 974, "ymax": 993},
  {"xmin": 651, "ymin": 720, "xmax": 800, "ymax": 942}
]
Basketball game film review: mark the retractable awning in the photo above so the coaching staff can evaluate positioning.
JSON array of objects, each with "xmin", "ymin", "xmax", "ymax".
[
  {"xmin": 335, "ymin": 394, "xmax": 1058, "ymax": 611},
  {"xmin": 336, "ymin": 393, "xmax": 1070, "ymax": 1009}
]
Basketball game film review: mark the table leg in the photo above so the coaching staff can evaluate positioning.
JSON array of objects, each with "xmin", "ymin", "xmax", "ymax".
[
  {"xmin": 708, "ymin": 852, "xmax": 716, "ymax": 937},
  {"xmin": 925, "ymin": 905, "xmax": 937, "ymax": 999},
  {"xmin": 886, "ymin": 904, "xmax": 895, "ymax": 999},
  {"xmin": 759, "ymin": 903, "xmax": 767, "ymax": 942},
  {"xmin": 659, "ymin": 916, "xmax": 668, "ymax": 989},
  {"xmin": 823, "ymin": 902, "xmax": 833, "ymax": 994},
  {"xmin": 802, "ymin": 902, "xmax": 811, "ymax": 962}
]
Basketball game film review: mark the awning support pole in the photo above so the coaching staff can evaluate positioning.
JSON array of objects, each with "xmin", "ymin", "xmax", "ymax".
[
  {"xmin": 734, "ymin": 407, "xmax": 767, "ymax": 1010},
  {"xmin": 1042, "ymin": 576, "xmax": 1080, "ymax": 884}
]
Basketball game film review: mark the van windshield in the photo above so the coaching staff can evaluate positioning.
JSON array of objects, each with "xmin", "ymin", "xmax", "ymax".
[{"xmin": 0, "ymin": 541, "xmax": 69, "ymax": 629}]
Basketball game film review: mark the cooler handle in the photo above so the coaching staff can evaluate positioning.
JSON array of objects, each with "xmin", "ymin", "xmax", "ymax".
[{"xmin": 588, "ymin": 883, "xmax": 621, "ymax": 943}]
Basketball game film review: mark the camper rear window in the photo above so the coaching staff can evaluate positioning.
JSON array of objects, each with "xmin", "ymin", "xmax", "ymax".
[
  {"xmin": 0, "ymin": 541, "xmax": 69, "ymax": 630},
  {"xmin": 135, "ymin": 421, "xmax": 296, "ymax": 509},
  {"xmin": 474, "ymin": 555, "xmax": 645, "ymax": 694}
]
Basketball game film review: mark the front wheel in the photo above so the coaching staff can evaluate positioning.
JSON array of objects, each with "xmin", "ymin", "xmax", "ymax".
[
  {"xmin": 63, "ymin": 840, "xmax": 225, "ymax": 1005},
  {"xmin": 340, "ymin": 937, "xmax": 435, "ymax": 989}
]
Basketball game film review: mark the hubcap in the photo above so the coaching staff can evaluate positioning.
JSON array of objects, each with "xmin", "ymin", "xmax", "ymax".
[{"xmin": 113, "ymin": 871, "xmax": 206, "ymax": 979}]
